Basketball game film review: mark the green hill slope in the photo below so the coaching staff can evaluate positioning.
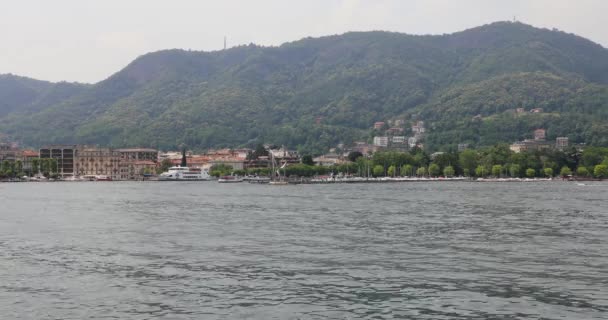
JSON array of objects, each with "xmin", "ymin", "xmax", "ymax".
[{"xmin": 1, "ymin": 21, "xmax": 608, "ymax": 152}]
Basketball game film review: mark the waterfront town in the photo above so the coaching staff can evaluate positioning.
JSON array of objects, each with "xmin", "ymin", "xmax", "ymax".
[{"xmin": 0, "ymin": 113, "xmax": 601, "ymax": 182}]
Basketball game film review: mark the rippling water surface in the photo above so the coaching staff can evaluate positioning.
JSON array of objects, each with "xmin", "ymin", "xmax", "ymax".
[{"xmin": 1, "ymin": 181, "xmax": 607, "ymax": 319}]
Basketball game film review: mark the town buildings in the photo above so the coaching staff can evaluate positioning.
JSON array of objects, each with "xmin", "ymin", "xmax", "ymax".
[
  {"xmin": 37, "ymin": 145, "xmax": 159, "ymax": 179},
  {"xmin": 509, "ymin": 129, "xmax": 566, "ymax": 153}
]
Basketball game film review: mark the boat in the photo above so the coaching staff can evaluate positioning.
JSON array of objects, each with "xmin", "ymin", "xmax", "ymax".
[
  {"xmin": 64, "ymin": 175, "xmax": 85, "ymax": 182},
  {"xmin": 246, "ymin": 176, "xmax": 271, "ymax": 184},
  {"xmin": 218, "ymin": 175, "xmax": 244, "ymax": 183},
  {"xmin": 95, "ymin": 175, "xmax": 112, "ymax": 181},
  {"xmin": 159, "ymin": 166, "xmax": 210, "ymax": 181}
]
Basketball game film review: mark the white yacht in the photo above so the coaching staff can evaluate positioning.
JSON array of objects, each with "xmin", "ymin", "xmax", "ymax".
[{"xmin": 159, "ymin": 166, "xmax": 210, "ymax": 181}]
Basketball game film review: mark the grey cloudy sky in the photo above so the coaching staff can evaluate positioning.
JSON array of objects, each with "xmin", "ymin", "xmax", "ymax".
[{"xmin": 2, "ymin": 0, "xmax": 607, "ymax": 83}]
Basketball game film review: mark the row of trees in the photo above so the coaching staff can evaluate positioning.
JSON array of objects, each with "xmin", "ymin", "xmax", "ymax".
[
  {"xmin": 0, "ymin": 158, "xmax": 59, "ymax": 179},
  {"xmin": 345, "ymin": 145, "xmax": 608, "ymax": 178},
  {"xmin": 287, "ymin": 145, "xmax": 608, "ymax": 179}
]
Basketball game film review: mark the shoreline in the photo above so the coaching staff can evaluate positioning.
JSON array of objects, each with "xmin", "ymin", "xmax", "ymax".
[{"xmin": 2, "ymin": 177, "xmax": 602, "ymax": 184}]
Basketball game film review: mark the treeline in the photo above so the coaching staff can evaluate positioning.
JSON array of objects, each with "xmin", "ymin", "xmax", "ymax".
[
  {"xmin": 0, "ymin": 158, "xmax": 59, "ymax": 179},
  {"xmin": 208, "ymin": 145, "xmax": 608, "ymax": 179},
  {"xmin": 354, "ymin": 145, "xmax": 608, "ymax": 179}
]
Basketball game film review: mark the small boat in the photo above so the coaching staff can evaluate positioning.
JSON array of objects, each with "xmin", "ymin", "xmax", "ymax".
[
  {"xmin": 269, "ymin": 180, "xmax": 288, "ymax": 185},
  {"xmin": 95, "ymin": 175, "xmax": 112, "ymax": 181},
  {"xmin": 218, "ymin": 175, "xmax": 244, "ymax": 183},
  {"xmin": 247, "ymin": 176, "xmax": 271, "ymax": 184}
]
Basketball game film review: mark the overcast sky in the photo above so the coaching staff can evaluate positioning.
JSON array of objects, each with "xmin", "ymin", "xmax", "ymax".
[{"xmin": 2, "ymin": 0, "xmax": 607, "ymax": 83}]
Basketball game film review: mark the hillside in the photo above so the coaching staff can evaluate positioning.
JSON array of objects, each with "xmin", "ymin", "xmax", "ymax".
[{"xmin": 1, "ymin": 21, "xmax": 608, "ymax": 152}]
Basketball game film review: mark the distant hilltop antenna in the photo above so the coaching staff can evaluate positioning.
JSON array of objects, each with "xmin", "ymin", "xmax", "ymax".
[{"xmin": 224, "ymin": 36, "xmax": 227, "ymax": 50}]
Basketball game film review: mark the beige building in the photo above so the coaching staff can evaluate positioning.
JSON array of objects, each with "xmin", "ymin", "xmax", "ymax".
[
  {"xmin": 116, "ymin": 148, "xmax": 158, "ymax": 162},
  {"xmin": 75, "ymin": 148, "xmax": 122, "ymax": 180},
  {"xmin": 114, "ymin": 148, "xmax": 159, "ymax": 179}
]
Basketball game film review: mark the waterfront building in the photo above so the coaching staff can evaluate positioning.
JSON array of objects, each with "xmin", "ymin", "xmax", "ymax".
[
  {"xmin": 313, "ymin": 154, "xmax": 346, "ymax": 167},
  {"xmin": 131, "ymin": 160, "xmax": 158, "ymax": 177},
  {"xmin": 20, "ymin": 150, "xmax": 39, "ymax": 174},
  {"xmin": 209, "ymin": 159, "xmax": 245, "ymax": 170},
  {"xmin": 39, "ymin": 145, "xmax": 77, "ymax": 176},
  {"xmin": 114, "ymin": 148, "xmax": 159, "ymax": 179},
  {"xmin": 75, "ymin": 147, "xmax": 122, "ymax": 180},
  {"xmin": 116, "ymin": 148, "xmax": 158, "ymax": 162}
]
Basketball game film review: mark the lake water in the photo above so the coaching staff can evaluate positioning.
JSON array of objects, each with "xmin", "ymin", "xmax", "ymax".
[{"xmin": 1, "ymin": 181, "xmax": 607, "ymax": 319}]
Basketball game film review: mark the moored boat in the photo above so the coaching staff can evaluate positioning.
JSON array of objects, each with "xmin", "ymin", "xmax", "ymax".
[
  {"xmin": 159, "ymin": 166, "xmax": 210, "ymax": 181},
  {"xmin": 218, "ymin": 175, "xmax": 244, "ymax": 183}
]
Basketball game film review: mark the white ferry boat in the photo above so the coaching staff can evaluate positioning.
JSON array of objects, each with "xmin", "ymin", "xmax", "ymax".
[{"xmin": 159, "ymin": 166, "xmax": 210, "ymax": 181}]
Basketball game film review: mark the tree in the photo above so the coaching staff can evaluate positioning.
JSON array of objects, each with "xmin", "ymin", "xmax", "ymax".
[
  {"xmin": 32, "ymin": 158, "xmax": 40, "ymax": 176},
  {"xmin": 428, "ymin": 163, "xmax": 440, "ymax": 177},
  {"xmin": 387, "ymin": 165, "xmax": 396, "ymax": 177},
  {"xmin": 543, "ymin": 167, "xmax": 554, "ymax": 177},
  {"xmin": 594, "ymin": 164, "xmax": 608, "ymax": 179},
  {"xmin": 301, "ymin": 155, "xmax": 314, "ymax": 166},
  {"xmin": 475, "ymin": 165, "xmax": 486, "ymax": 177},
  {"xmin": 157, "ymin": 159, "xmax": 173, "ymax": 174},
  {"xmin": 372, "ymin": 165, "xmax": 384, "ymax": 177},
  {"xmin": 210, "ymin": 164, "xmax": 233, "ymax": 177},
  {"xmin": 526, "ymin": 168, "xmax": 536, "ymax": 178},
  {"xmin": 347, "ymin": 151, "xmax": 363, "ymax": 162},
  {"xmin": 509, "ymin": 164, "xmax": 520, "ymax": 177},
  {"xmin": 443, "ymin": 166, "xmax": 455, "ymax": 177},
  {"xmin": 1, "ymin": 160, "xmax": 13, "ymax": 177},
  {"xmin": 416, "ymin": 166, "xmax": 427, "ymax": 177},
  {"xmin": 459, "ymin": 150, "xmax": 477, "ymax": 176},
  {"xmin": 15, "ymin": 160, "xmax": 23, "ymax": 176},
  {"xmin": 401, "ymin": 164, "xmax": 413, "ymax": 177},
  {"xmin": 491, "ymin": 164, "xmax": 503, "ymax": 177},
  {"xmin": 49, "ymin": 158, "xmax": 59, "ymax": 174},
  {"xmin": 559, "ymin": 166, "xmax": 572, "ymax": 177},
  {"xmin": 576, "ymin": 166, "xmax": 589, "ymax": 177}
]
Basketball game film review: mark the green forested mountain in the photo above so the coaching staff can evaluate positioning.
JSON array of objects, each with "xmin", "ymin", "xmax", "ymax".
[{"xmin": 1, "ymin": 21, "xmax": 608, "ymax": 152}]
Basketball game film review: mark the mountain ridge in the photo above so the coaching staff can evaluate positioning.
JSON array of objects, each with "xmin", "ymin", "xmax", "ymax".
[{"xmin": 1, "ymin": 21, "xmax": 608, "ymax": 152}]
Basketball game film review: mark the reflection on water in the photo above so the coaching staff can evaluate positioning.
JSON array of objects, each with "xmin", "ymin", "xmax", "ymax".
[{"xmin": 1, "ymin": 182, "xmax": 607, "ymax": 319}]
